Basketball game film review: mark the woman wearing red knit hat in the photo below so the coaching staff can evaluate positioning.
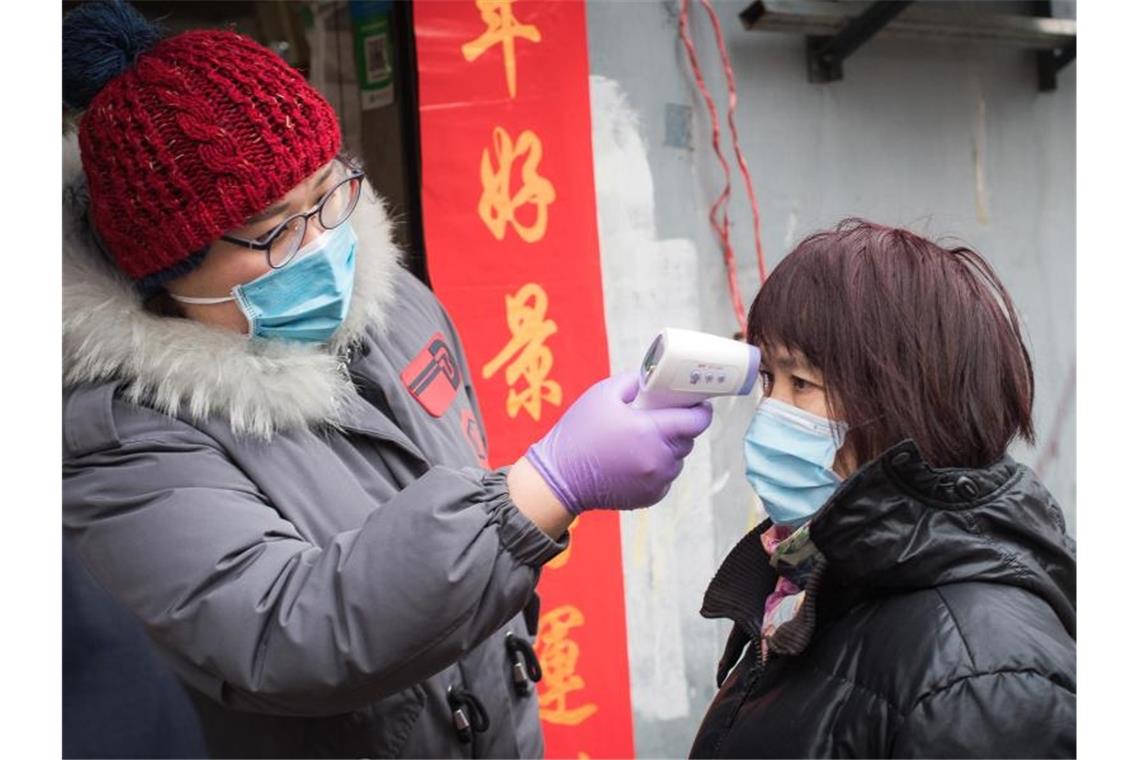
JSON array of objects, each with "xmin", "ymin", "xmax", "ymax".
[{"xmin": 61, "ymin": 2, "xmax": 713, "ymax": 757}]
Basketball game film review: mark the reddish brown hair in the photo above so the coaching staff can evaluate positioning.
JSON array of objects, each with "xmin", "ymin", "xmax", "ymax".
[{"xmin": 748, "ymin": 219, "xmax": 1035, "ymax": 469}]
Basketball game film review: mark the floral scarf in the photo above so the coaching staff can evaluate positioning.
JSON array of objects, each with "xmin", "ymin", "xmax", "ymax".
[{"xmin": 759, "ymin": 521, "xmax": 828, "ymax": 659}]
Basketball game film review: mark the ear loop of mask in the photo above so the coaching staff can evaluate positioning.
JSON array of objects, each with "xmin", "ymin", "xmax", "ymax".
[
  {"xmin": 169, "ymin": 292, "xmax": 236, "ymax": 305},
  {"xmin": 85, "ymin": 210, "xmax": 215, "ymax": 303},
  {"xmin": 169, "ymin": 226, "xmax": 339, "ymax": 307}
]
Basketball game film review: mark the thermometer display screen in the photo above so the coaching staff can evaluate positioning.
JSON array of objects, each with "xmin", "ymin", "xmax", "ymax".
[{"xmin": 641, "ymin": 334, "xmax": 665, "ymax": 380}]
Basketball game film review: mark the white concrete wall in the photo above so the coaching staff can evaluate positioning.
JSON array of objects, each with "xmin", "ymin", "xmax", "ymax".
[{"xmin": 586, "ymin": 2, "xmax": 1075, "ymax": 755}]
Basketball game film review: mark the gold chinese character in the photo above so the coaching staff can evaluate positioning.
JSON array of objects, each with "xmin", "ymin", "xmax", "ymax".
[
  {"xmin": 478, "ymin": 127, "xmax": 556, "ymax": 243},
  {"xmin": 461, "ymin": 0, "xmax": 541, "ymax": 98},
  {"xmin": 536, "ymin": 605, "xmax": 598, "ymax": 726},
  {"xmin": 482, "ymin": 283, "xmax": 563, "ymax": 421}
]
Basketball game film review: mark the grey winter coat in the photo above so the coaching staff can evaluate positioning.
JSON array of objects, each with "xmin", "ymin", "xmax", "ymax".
[{"xmin": 61, "ymin": 136, "xmax": 564, "ymax": 758}]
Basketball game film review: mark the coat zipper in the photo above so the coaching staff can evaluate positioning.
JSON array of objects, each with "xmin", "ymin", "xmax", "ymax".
[
  {"xmin": 712, "ymin": 635, "xmax": 769, "ymax": 756},
  {"xmin": 756, "ymin": 636, "xmax": 770, "ymax": 672}
]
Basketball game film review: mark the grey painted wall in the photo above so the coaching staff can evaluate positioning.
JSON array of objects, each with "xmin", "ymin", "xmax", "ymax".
[{"xmin": 585, "ymin": 1, "xmax": 1075, "ymax": 755}]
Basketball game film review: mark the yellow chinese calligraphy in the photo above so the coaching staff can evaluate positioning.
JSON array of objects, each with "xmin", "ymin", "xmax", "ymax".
[
  {"xmin": 481, "ymin": 283, "xmax": 563, "ymax": 421},
  {"xmin": 461, "ymin": 0, "xmax": 541, "ymax": 98},
  {"xmin": 478, "ymin": 127, "xmax": 556, "ymax": 243},
  {"xmin": 536, "ymin": 605, "xmax": 598, "ymax": 726}
]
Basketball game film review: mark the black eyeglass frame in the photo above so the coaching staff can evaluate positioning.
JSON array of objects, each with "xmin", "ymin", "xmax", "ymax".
[{"xmin": 219, "ymin": 157, "xmax": 366, "ymax": 269}]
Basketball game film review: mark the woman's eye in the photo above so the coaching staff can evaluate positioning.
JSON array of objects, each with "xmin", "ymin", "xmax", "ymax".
[{"xmin": 791, "ymin": 376, "xmax": 810, "ymax": 391}]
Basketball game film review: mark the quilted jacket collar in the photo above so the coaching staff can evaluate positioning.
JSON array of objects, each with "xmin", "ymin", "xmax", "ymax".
[{"xmin": 702, "ymin": 440, "xmax": 1077, "ymax": 657}]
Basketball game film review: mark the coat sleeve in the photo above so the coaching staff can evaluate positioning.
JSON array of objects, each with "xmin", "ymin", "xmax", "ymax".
[
  {"xmin": 888, "ymin": 669, "xmax": 1076, "ymax": 758},
  {"xmin": 62, "ymin": 415, "xmax": 567, "ymax": 717}
]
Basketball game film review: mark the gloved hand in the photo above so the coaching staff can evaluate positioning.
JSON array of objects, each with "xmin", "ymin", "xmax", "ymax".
[{"xmin": 525, "ymin": 371, "xmax": 713, "ymax": 514}]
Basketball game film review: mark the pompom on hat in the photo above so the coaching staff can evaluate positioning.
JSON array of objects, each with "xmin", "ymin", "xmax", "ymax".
[{"xmin": 63, "ymin": 0, "xmax": 342, "ymax": 292}]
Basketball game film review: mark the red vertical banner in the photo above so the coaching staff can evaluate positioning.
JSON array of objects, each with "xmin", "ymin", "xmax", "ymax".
[{"xmin": 414, "ymin": 1, "xmax": 634, "ymax": 757}]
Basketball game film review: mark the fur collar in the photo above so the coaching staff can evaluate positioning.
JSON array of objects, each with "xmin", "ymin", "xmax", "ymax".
[{"xmin": 62, "ymin": 133, "xmax": 404, "ymax": 439}]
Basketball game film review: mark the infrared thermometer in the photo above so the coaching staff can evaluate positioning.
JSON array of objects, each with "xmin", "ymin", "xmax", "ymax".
[{"xmin": 631, "ymin": 328, "xmax": 761, "ymax": 410}]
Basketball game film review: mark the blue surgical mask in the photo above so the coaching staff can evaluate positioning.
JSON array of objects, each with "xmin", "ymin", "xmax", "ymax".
[
  {"xmin": 743, "ymin": 398, "xmax": 849, "ymax": 527},
  {"xmin": 171, "ymin": 223, "xmax": 357, "ymax": 344}
]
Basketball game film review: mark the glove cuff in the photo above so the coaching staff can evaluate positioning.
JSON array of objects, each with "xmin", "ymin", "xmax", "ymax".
[{"xmin": 524, "ymin": 446, "xmax": 583, "ymax": 516}]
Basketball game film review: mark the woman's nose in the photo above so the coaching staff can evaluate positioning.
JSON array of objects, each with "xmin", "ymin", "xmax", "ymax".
[{"xmin": 298, "ymin": 214, "xmax": 324, "ymax": 249}]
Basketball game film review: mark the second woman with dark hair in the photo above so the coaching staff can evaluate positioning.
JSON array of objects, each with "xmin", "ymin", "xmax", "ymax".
[{"xmin": 690, "ymin": 220, "xmax": 1075, "ymax": 758}]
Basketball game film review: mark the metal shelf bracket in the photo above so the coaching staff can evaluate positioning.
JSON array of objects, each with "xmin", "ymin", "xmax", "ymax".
[
  {"xmin": 1037, "ymin": 42, "xmax": 1075, "ymax": 92},
  {"xmin": 1034, "ymin": 2, "xmax": 1075, "ymax": 92},
  {"xmin": 740, "ymin": 1, "xmax": 1076, "ymax": 91},
  {"xmin": 805, "ymin": 1, "xmax": 913, "ymax": 83}
]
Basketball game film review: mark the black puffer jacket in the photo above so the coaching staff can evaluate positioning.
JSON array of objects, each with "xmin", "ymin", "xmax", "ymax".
[{"xmin": 690, "ymin": 440, "xmax": 1076, "ymax": 759}]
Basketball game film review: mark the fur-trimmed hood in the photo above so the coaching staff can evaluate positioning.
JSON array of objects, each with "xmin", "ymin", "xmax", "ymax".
[{"xmin": 62, "ymin": 133, "xmax": 404, "ymax": 439}]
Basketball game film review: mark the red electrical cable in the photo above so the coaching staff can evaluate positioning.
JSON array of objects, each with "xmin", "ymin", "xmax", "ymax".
[
  {"xmin": 678, "ymin": 0, "xmax": 745, "ymax": 332},
  {"xmin": 678, "ymin": 0, "xmax": 769, "ymax": 334},
  {"xmin": 698, "ymin": 0, "xmax": 768, "ymax": 284}
]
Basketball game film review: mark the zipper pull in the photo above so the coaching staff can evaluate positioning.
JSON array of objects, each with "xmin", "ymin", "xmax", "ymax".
[
  {"xmin": 451, "ymin": 705, "xmax": 472, "ymax": 744},
  {"xmin": 511, "ymin": 660, "xmax": 529, "ymax": 693},
  {"xmin": 505, "ymin": 632, "xmax": 543, "ymax": 696},
  {"xmin": 447, "ymin": 684, "xmax": 490, "ymax": 745}
]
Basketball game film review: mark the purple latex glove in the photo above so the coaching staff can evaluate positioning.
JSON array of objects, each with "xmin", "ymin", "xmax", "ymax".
[{"xmin": 525, "ymin": 371, "xmax": 713, "ymax": 514}]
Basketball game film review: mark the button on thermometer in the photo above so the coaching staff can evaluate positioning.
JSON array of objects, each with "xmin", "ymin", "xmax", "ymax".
[{"xmin": 631, "ymin": 328, "xmax": 761, "ymax": 410}]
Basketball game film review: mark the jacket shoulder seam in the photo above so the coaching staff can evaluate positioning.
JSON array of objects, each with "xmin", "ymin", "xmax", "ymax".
[
  {"xmin": 802, "ymin": 658, "xmax": 905, "ymax": 717},
  {"xmin": 69, "ymin": 398, "xmax": 229, "ymax": 460},
  {"xmin": 907, "ymin": 666, "xmax": 1076, "ymax": 715},
  {"xmin": 963, "ymin": 507, "xmax": 1038, "ymax": 584},
  {"xmin": 63, "ymin": 383, "xmax": 122, "ymax": 457},
  {"xmin": 932, "ymin": 586, "xmax": 978, "ymax": 669},
  {"xmin": 886, "ymin": 667, "xmax": 1074, "ymax": 756}
]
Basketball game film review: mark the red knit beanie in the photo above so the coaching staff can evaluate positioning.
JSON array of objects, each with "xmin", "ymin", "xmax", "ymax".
[{"xmin": 67, "ymin": 4, "xmax": 341, "ymax": 287}]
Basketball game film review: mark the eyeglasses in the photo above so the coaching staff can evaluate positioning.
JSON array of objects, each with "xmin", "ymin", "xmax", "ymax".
[{"xmin": 220, "ymin": 157, "xmax": 365, "ymax": 269}]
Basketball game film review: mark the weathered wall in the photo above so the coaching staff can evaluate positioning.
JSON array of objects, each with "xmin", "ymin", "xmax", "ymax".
[{"xmin": 586, "ymin": 1, "xmax": 1075, "ymax": 755}]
